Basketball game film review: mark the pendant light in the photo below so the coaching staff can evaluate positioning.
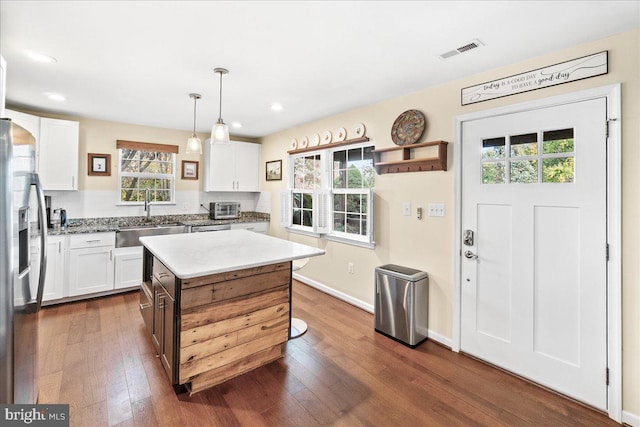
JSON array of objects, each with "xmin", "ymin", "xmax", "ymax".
[
  {"xmin": 186, "ymin": 93, "xmax": 203, "ymax": 154},
  {"xmin": 211, "ymin": 67, "xmax": 230, "ymax": 145}
]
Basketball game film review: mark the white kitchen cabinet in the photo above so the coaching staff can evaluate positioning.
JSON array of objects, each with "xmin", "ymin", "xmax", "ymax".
[
  {"xmin": 230, "ymin": 222, "xmax": 269, "ymax": 234},
  {"xmin": 38, "ymin": 117, "xmax": 79, "ymax": 191},
  {"xmin": 67, "ymin": 232, "xmax": 115, "ymax": 297},
  {"xmin": 204, "ymin": 140, "xmax": 261, "ymax": 192},
  {"xmin": 43, "ymin": 235, "xmax": 66, "ymax": 301},
  {"xmin": 113, "ymin": 246, "xmax": 143, "ymax": 289},
  {"xmin": 4, "ymin": 109, "xmax": 40, "ymax": 144}
]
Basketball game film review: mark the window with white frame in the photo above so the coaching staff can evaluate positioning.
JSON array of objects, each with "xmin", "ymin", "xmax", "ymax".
[
  {"xmin": 281, "ymin": 142, "xmax": 375, "ymax": 247},
  {"xmin": 117, "ymin": 141, "xmax": 177, "ymax": 204}
]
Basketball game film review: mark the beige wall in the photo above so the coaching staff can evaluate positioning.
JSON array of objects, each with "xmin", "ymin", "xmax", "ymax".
[{"xmin": 260, "ymin": 29, "xmax": 639, "ymax": 414}]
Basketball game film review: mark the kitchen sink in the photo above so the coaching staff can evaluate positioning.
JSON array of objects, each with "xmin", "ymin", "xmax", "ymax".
[{"xmin": 116, "ymin": 223, "xmax": 188, "ymax": 248}]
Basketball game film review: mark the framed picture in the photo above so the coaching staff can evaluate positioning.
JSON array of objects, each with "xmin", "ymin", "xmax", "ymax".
[
  {"xmin": 88, "ymin": 153, "xmax": 111, "ymax": 176},
  {"xmin": 266, "ymin": 159, "xmax": 282, "ymax": 181},
  {"xmin": 181, "ymin": 160, "xmax": 199, "ymax": 180}
]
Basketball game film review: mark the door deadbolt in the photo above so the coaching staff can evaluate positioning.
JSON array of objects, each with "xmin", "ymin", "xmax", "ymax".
[{"xmin": 463, "ymin": 229, "xmax": 474, "ymax": 246}]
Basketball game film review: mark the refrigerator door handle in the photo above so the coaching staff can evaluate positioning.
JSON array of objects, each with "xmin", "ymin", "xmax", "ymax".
[{"xmin": 29, "ymin": 173, "xmax": 47, "ymax": 313}]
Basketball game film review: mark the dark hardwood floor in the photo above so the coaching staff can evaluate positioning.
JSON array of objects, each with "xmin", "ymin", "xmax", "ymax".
[{"xmin": 37, "ymin": 280, "xmax": 617, "ymax": 426}]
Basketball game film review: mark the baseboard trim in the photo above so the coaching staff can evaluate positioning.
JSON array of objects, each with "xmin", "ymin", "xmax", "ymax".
[
  {"xmin": 292, "ymin": 273, "xmax": 452, "ymax": 349},
  {"xmin": 623, "ymin": 410, "xmax": 639, "ymax": 427}
]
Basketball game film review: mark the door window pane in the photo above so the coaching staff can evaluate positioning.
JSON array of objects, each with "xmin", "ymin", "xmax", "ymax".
[
  {"xmin": 510, "ymin": 160, "xmax": 538, "ymax": 183},
  {"xmin": 543, "ymin": 157, "xmax": 574, "ymax": 183},
  {"xmin": 510, "ymin": 133, "xmax": 537, "ymax": 157},
  {"xmin": 482, "ymin": 137, "xmax": 506, "ymax": 160},
  {"xmin": 482, "ymin": 162, "xmax": 506, "ymax": 184},
  {"xmin": 543, "ymin": 128, "xmax": 574, "ymax": 154}
]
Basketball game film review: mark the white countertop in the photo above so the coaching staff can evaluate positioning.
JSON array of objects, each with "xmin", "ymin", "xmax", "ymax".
[{"xmin": 139, "ymin": 229, "xmax": 325, "ymax": 279}]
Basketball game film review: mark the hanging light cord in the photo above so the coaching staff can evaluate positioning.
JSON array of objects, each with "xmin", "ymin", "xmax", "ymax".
[
  {"xmin": 217, "ymin": 70, "xmax": 224, "ymax": 124},
  {"xmin": 192, "ymin": 96, "xmax": 198, "ymax": 137}
]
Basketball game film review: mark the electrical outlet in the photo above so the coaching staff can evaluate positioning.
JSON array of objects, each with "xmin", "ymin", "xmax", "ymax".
[
  {"xmin": 348, "ymin": 262, "xmax": 354, "ymax": 274},
  {"xmin": 428, "ymin": 203, "xmax": 445, "ymax": 217},
  {"xmin": 403, "ymin": 202, "xmax": 411, "ymax": 216}
]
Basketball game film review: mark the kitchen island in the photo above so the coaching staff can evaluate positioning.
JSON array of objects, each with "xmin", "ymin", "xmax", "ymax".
[{"xmin": 139, "ymin": 229, "xmax": 325, "ymax": 394}]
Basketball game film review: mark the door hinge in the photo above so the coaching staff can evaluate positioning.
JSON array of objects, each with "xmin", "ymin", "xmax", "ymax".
[
  {"xmin": 606, "ymin": 243, "xmax": 610, "ymax": 261},
  {"xmin": 606, "ymin": 118, "xmax": 618, "ymax": 139},
  {"xmin": 606, "ymin": 367, "xmax": 609, "ymax": 386}
]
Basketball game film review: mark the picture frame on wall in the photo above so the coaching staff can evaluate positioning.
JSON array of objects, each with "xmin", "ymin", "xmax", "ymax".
[
  {"xmin": 181, "ymin": 160, "xmax": 199, "ymax": 180},
  {"xmin": 88, "ymin": 153, "xmax": 111, "ymax": 176},
  {"xmin": 266, "ymin": 159, "xmax": 282, "ymax": 181}
]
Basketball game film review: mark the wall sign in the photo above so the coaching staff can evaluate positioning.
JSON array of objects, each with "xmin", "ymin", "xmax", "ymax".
[{"xmin": 461, "ymin": 51, "xmax": 608, "ymax": 106}]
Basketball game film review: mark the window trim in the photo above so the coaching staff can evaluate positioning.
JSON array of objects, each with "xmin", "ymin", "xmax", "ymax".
[
  {"xmin": 117, "ymin": 147, "xmax": 177, "ymax": 205},
  {"xmin": 284, "ymin": 142, "xmax": 375, "ymax": 248}
]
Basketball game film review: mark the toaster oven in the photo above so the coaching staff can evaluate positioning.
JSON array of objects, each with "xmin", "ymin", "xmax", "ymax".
[{"xmin": 209, "ymin": 202, "xmax": 241, "ymax": 220}]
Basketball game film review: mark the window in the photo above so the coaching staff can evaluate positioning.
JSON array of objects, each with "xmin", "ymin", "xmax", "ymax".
[
  {"xmin": 281, "ymin": 142, "xmax": 375, "ymax": 247},
  {"xmin": 117, "ymin": 140, "xmax": 177, "ymax": 204},
  {"xmin": 481, "ymin": 128, "xmax": 574, "ymax": 185}
]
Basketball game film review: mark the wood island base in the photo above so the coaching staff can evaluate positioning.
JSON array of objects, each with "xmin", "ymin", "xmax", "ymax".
[{"xmin": 141, "ymin": 249, "xmax": 292, "ymax": 394}]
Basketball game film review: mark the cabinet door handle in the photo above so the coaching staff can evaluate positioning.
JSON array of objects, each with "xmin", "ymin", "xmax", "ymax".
[
  {"xmin": 85, "ymin": 239, "xmax": 101, "ymax": 243},
  {"xmin": 58, "ymin": 241, "xmax": 62, "ymax": 253},
  {"xmin": 72, "ymin": 176, "xmax": 75, "ymax": 189},
  {"xmin": 110, "ymin": 250, "xmax": 113, "ymax": 261},
  {"xmin": 139, "ymin": 303, "xmax": 151, "ymax": 310}
]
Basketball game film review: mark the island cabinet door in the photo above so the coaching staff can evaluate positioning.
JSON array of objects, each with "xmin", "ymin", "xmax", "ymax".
[
  {"xmin": 152, "ymin": 277, "xmax": 178, "ymax": 384},
  {"xmin": 178, "ymin": 261, "xmax": 292, "ymax": 394}
]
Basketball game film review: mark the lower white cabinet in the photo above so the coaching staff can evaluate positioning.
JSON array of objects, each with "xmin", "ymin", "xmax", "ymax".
[
  {"xmin": 67, "ymin": 233, "xmax": 115, "ymax": 297},
  {"xmin": 113, "ymin": 246, "xmax": 143, "ymax": 289},
  {"xmin": 43, "ymin": 235, "xmax": 66, "ymax": 301}
]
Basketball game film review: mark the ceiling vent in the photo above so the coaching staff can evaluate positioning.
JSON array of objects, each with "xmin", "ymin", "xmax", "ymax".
[{"xmin": 439, "ymin": 39, "xmax": 484, "ymax": 59}]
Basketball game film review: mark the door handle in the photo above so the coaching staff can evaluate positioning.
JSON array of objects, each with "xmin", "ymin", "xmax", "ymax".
[{"xmin": 464, "ymin": 250, "xmax": 478, "ymax": 260}]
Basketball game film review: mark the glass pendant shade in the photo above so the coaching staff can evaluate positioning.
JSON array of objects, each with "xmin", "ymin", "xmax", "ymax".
[
  {"xmin": 211, "ymin": 121, "xmax": 230, "ymax": 145},
  {"xmin": 186, "ymin": 135, "xmax": 202, "ymax": 154}
]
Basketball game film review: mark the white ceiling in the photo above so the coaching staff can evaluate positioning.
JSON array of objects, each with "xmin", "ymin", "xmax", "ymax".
[{"xmin": 1, "ymin": 1, "xmax": 638, "ymax": 139}]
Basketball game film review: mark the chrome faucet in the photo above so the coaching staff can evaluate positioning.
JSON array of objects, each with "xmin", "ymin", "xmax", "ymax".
[{"xmin": 144, "ymin": 189, "xmax": 152, "ymax": 221}]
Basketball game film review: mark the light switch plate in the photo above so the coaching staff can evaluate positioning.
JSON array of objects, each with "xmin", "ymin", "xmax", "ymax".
[
  {"xmin": 428, "ymin": 203, "xmax": 445, "ymax": 217},
  {"xmin": 403, "ymin": 202, "xmax": 411, "ymax": 216}
]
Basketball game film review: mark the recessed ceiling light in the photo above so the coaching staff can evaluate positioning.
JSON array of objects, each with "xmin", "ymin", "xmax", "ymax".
[
  {"xmin": 25, "ymin": 51, "xmax": 58, "ymax": 64},
  {"xmin": 43, "ymin": 92, "xmax": 66, "ymax": 101},
  {"xmin": 231, "ymin": 121, "xmax": 242, "ymax": 129},
  {"xmin": 270, "ymin": 103, "xmax": 283, "ymax": 112}
]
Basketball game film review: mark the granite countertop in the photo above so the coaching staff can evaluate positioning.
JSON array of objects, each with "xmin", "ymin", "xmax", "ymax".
[
  {"xmin": 48, "ymin": 212, "xmax": 270, "ymax": 235},
  {"xmin": 140, "ymin": 229, "xmax": 325, "ymax": 279}
]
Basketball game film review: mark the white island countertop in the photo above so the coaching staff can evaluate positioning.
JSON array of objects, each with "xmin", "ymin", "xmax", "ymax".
[{"xmin": 139, "ymin": 229, "xmax": 325, "ymax": 279}]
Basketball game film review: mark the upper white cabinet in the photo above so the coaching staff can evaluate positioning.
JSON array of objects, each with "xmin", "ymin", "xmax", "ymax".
[
  {"xmin": 39, "ymin": 117, "xmax": 79, "ymax": 190},
  {"xmin": 204, "ymin": 140, "xmax": 261, "ymax": 192},
  {"xmin": 4, "ymin": 109, "xmax": 40, "ymax": 147}
]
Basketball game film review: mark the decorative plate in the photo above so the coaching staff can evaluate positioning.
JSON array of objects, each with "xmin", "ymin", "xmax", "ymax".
[
  {"xmin": 310, "ymin": 133, "xmax": 320, "ymax": 147},
  {"xmin": 352, "ymin": 122, "xmax": 366, "ymax": 138},
  {"xmin": 391, "ymin": 110, "xmax": 426, "ymax": 145},
  {"xmin": 289, "ymin": 138, "xmax": 298, "ymax": 150},
  {"xmin": 321, "ymin": 130, "xmax": 332, "ymax": 145},
  {"xmin": 299, "ymin": 136, "xmax": 309, "ymax": 149},
  {"xmin": 334, "ymin": 127, "xmax": 347, "ymax": 142}
]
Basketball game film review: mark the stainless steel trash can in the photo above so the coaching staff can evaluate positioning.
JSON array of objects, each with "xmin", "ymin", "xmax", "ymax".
[{"xmin": 374, "ymin": 264, "xmax": 428, "ymax": 348}]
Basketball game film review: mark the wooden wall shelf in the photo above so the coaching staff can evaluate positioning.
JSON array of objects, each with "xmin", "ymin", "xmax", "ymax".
[
  {"xmin": 287, "ymin": 137, "xmax": 370, "ymax": 155},
  {"xmin": 373, "ymin": 140, "xmax": 448, "ymax": 174}
]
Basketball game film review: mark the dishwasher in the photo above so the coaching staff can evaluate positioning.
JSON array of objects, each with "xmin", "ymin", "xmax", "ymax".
[
  {"xmin": 374, "ymin": 264, "xmax": 429, "ymax": 347},
  {"xmin": 189, "ymin": 224, "xmax": 231, "ymax": 233}
]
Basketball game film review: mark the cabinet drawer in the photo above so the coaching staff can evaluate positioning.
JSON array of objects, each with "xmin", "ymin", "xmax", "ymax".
[
  {"xmin": 153, "ymin": 258, "xmax": 176, "ymax": 298},
  {"xmin": 69, "ymin": 232, "xmax": 115, "ymax": 249}
]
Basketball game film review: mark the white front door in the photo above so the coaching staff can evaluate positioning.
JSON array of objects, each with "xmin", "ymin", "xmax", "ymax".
[{"xmin": 460, "ymin": 98, "xmax": 608, "ymax": 409}]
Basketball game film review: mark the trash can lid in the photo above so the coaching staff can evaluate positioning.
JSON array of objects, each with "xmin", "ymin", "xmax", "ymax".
[{"xmin": 375, "ymin": 264, "xmax": 428, "ymax": 281}]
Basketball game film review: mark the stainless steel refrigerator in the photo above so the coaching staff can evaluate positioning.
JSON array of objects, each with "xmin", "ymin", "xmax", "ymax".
[{"xmin": 0, "ymin": 118, "xmax": 47, "ymax": 404}]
